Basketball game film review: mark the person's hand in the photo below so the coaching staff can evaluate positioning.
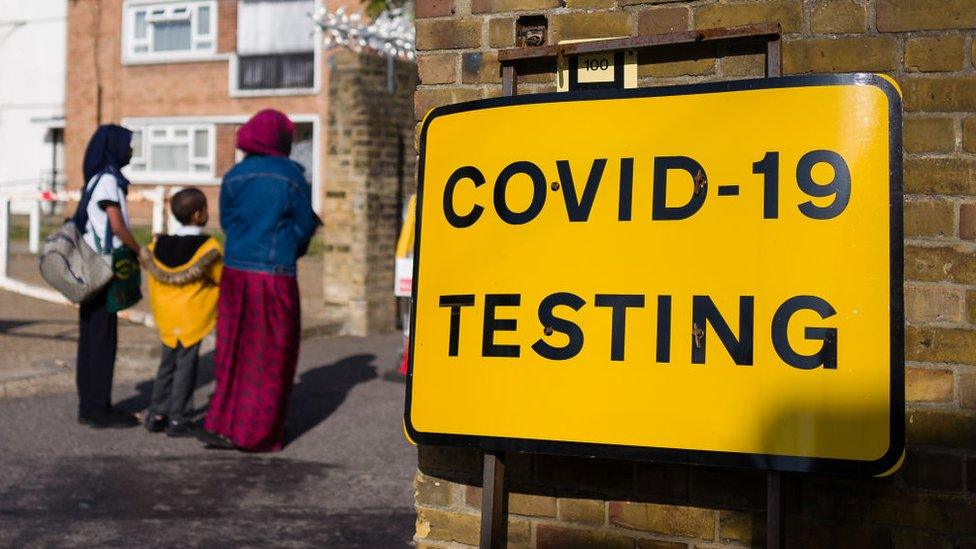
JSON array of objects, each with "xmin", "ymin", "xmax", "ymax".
[{"xmin": 138, "ymin": 247, "xmax": 152, "ymax": 269}]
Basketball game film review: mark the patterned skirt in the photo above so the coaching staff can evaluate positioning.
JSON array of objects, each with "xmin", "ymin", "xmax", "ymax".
[{"xmin": 204, "ymin": 267, "xmax": 300, "ymax": 451}]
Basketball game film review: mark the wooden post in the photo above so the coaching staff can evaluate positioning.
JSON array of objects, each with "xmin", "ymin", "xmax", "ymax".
[
  {"xmin": 502, "ymin": 65, "xmax": 518, "ymax": 96},
  {"xmin": 480, "ymin": 451, "xmax": 507, "ymax": 549},
  {"xmin": 766, "ymin": 471, "xmax": 785, "ymax": 549},
  {"xmin": 766, "ymin": 37, "xmax": 782, "ymax": 77}
]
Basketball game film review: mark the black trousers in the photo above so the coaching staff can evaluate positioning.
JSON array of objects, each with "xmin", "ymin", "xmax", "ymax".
[
  {"xmin": 76, "ymin": 288, "xmax": 117, "ymax": 416},
  {"xmin": 149, "ymin": 341, "xmax": 200, "ymax": 422}
]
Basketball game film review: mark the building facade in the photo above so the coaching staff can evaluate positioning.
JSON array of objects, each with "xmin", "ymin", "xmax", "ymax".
[
  {"xmin": 65, "ymin": 0, "xmax": 358, "ymax": 221},
  {"xmin": 412, "ymin": 0, "xmax": 976, "ymax": 547},
  {"xmin": 65, "ymin": 0, "xmax": 418, "ymax": 335},
  {"xmin": 0, "ymin": 1, "xmax": 67, "ymax": 211}
]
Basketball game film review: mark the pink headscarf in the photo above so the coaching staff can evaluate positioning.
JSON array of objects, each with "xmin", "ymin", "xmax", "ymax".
[{"xmin": 236, "ymin": 109, "xmax": 295, "ymax": 157}]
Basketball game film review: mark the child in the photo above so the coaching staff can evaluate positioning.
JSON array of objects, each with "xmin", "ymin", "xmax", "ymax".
[{"xmin": 140, "ymin": 188, "xmax": 222, "ymax": 437}]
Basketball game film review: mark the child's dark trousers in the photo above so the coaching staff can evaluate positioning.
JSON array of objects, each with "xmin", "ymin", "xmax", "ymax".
[{"xmin": 149, "ymin": 341, "xmax": 200, "ymax": 422}]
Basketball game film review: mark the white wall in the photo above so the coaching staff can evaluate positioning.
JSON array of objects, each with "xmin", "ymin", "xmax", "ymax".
[{"xmin": 0, "ymin": 1, "xmax": 66, "ymax": 208}]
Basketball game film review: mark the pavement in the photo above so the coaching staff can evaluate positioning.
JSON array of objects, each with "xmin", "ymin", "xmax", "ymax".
[
  {"xmin": 0, "ymin": 248, "xmax": 418, "ymax": 547},
  {"xmin": 0, "ymin": 241, "xmax": 340, "ymax": 397}
]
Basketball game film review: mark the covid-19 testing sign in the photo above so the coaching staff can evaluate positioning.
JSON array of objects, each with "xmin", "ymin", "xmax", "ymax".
[{"xmin": 405, "ymin": 74, "xmax": 904, "ymax": 477}]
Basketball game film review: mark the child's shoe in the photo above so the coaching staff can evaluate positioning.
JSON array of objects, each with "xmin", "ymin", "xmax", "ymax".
[
  {"xmin": 144, "ymin": 414, "xmax": 167, "ymax": 433},
  {"xmin": 165, "ymin": 419, "xmax": 197, "ymax": 438}
]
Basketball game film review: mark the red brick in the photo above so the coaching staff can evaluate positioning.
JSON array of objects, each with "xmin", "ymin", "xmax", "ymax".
[
  {"xmin": 415, "ymin": 0, "xmax": 454, "ymax": 18},
  {"xmin": 961, "ymin": 203, "xmax": 976, "ymax": 240},
  {"xmin": 637, "ymin": 7, "xmax": 689, "ymax": 35}
]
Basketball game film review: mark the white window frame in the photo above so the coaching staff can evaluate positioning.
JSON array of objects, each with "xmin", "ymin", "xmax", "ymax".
[
  {"xmin": 126, "ymin": 123, "xmax": 217, "ymax": 184},
  {"xmin": 122, "ymin": 0, "xmax": 221, "ymax": 65},
  {"xmin": 122, "ymin": 115, "xmax": 322, "ymax": 212},
  {"xmin": 228, "ymin": 0, "xmax": 321, "ymax": 97}
]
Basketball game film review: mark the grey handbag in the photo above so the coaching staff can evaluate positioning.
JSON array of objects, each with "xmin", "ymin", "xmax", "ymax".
[
  {"xmin": 38, "ymin": 175, "xmax": 113, "ymax": 304},
  {"xmin": 39, "ymin": 221, "xmax": 112, "ymax": 303}
]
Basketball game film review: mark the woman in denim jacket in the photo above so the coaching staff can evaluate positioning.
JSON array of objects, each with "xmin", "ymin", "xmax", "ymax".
[{"xmin": 202, "ymin": 109, "xmax": 321, "ymax": 451}]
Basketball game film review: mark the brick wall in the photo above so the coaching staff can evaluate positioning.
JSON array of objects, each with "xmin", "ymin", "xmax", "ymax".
[
  {"xmin": 323, "ymin": 51, "xmax": 418, "ymax": 335},
  {"xmin": 412, "ymin": 0, "xmax": 976, "ymax": 547},
  {"xmin": 65, "ymin": 0, "xmax": 330, "ymax": 223}
]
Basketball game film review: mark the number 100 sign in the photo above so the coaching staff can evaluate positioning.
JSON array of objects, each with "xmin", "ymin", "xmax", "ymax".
[{"xmin": 407, "ymin": 74, "xmax": 905, "ymax": 477}]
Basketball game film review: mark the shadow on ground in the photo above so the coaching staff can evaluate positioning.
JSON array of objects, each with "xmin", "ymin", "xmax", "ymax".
[
  {"xmin": 0, "ymin": 456, "xmax": 412, "ymax": 547},
  {"xmin": 112, "ymin": 353, "xmax": 378, "ymax": 448}
]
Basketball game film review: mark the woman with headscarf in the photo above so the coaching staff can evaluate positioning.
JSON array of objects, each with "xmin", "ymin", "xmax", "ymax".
[
  {"xmin": 201, "ymin": 109, "xmax": 321, "ymax": 451},
  {"xmin": 76, "ymin": 124, "xmax": 141, "ymax": 428}
]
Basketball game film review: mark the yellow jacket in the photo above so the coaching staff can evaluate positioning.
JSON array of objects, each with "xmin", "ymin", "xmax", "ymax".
[{"xmin": 141, "ymin": 236, "xmax": 222, "ymax": 348}]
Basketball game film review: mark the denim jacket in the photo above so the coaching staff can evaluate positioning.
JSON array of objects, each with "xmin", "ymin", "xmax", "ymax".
[{"xmin": 220, "ymin": 155, "xmax": 321, "ymax": 275}]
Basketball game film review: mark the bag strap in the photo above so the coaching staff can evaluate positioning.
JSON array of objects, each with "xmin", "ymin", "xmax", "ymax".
[{"xmin": 72, "ymin": 173, "xmax": 105, "ymax": 235}]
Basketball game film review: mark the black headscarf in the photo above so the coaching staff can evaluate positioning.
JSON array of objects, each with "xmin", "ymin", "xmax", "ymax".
[{"xmin": 82, "ymin": 124, "xmax": 133, "ymax": 193}]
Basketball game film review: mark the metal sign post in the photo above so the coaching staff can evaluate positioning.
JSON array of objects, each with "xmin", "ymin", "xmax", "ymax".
[{"xmin": 478, "ymin": 24, "xmax": 789, "ymax": 548}]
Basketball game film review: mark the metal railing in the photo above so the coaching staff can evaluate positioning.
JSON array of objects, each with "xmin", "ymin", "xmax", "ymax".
[{"xmin": 0, "ymin": 185, "xmax": 173, "ymax": 326}]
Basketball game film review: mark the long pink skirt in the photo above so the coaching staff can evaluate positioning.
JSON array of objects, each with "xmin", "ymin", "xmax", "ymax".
[{"xmin": 204, "ymin": 267, "xmax": 300, "ymax": 452}]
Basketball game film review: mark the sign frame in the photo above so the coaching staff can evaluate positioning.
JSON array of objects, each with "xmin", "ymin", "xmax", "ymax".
[{"xmin": 405, "ymin": 73, "xmax": 905, "ymax": 478}]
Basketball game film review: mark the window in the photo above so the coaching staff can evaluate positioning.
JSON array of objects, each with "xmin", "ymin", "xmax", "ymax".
[
  {"xmin": 239, "ymin": 53, "xmax": 315, "ymax": 90},
  {"xmin": 128, "ymin": 124, "xmax": 214, "ymax": 181},
  {"xmin": 234, "ymin": 0, "xmax": 317, "ymax": 93},
  {"xmin": 125, "ymin": 2, "xmax": 216, "ymax": 61}
]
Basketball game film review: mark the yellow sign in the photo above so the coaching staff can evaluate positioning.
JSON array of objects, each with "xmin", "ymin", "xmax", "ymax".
[{"xmin": 407, "ymin": 74, "xmax": 904, "ymax": 476}]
